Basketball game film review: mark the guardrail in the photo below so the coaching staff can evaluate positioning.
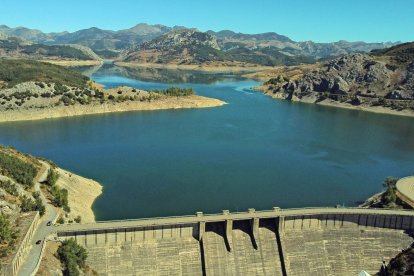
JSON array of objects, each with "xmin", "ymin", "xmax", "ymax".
[
  {"xmin": 54, "ymin": 207, "xmax": 414, "ymax": 233},
  {"xmin": 29, "ymin": 238, "xmax": 48, "ymax": 276}
]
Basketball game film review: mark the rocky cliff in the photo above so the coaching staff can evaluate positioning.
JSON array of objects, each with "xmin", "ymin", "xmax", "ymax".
[{"xmin": 260, "ymin": 42, "xmax": 414, "ymax": 113}]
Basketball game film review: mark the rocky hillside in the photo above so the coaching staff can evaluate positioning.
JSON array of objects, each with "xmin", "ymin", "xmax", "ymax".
[
  {"xmin": 0, "ymin": 23, "xmax": 398, "ymax": 62},
  {"xmin": 208, "ymin": 30, "xmax": 396, "ymax": 58},
  {"xmin": 380, "ymin": 244, "xmax": 414, "ymax": 275},
  {"xmin": 120, "ymin": 29, "xmax": 315, "ymax": 66},
  {"xmin": 0, "ymin": 37, "xmax": 99, "ymax": 61},
  {"xmin": 0, "ymin": 145, "xmax": 44, "ymax": 268},
  {"xmin": 260, "ymin": 42, "xmax": 414, "ymax": 113},
  {"xmin": 121, "ymin": 29, "xmax": 225, "ymax": 64}
]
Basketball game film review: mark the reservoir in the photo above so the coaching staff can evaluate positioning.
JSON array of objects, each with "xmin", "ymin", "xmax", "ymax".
[{"xmin": 0, "ymin": 65, "xmax": 413, "ymax": 220}]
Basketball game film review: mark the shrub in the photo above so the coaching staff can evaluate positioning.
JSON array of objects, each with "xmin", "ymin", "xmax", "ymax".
[
  {"xmin": 19, "ymin": 193, "xmax": 45, "ymax": 216},
  {"xmin": 35, "ymin": 82, "xmax": 45, "ymax": 88},
  {"xmin": 0, "ymin": 179, "xmax": 19, "ymax": 196},
  {"xmin": 57, "ymin": 238, "xmax": 88, "ymax": 276},
  {"xmin": 50, "ymin": 185, "xmax": 70, "ymax": 212},
  {"xmin": 94, "ymin": 91, "xmax": 104, "ymax": 99},
  {"xmin": 152, "ymin": 87, "xmax": 195, "ymax": 96},
  {"xmin": 382, "ymin": 177, "xmax": 400, "ymax": 205},
  {"xmin": 0, "ymin": 214, "xmax": 12, "ymax": 244}
]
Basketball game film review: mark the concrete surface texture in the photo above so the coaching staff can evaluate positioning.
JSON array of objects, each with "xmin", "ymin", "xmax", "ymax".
[{"xmin": 54, "ymin": 209, "xmax": 414, "ymax": 275}]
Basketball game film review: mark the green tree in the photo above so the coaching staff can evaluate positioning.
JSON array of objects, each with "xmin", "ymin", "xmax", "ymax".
[
  {"xmin": 46, "ymin": 168, "xmax": 59, "ymax": 186},
  {"xmin": 0, "ymin": 214, "xmax": 12, "ymax": 243},
  {"xmin": 50, "ymin": 185, "xmax": 70, "ymax": 212},
  {"xmin": 383, "ymin": 177, "xmax": 400, "ymax": 205},
  {"xmin": 57, "ymin": 239, "xmax": 88, "ymax": 276},
  {"xmin": 20, "ymin": 193, "xmax": 45, "ymax": 216}
]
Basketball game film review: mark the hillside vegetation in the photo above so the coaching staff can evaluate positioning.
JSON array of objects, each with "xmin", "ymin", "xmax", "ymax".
[
  {"xmin": 0, "ymin": 59, "xmax": 89, "ymax": 88},
  {"xmin": 0, "ymin": 145, "xmax": 45, "ymax": 264},
  {"xmin": 0, "ymin": 59, "xmax": 215, "ymax": 117},
  {"xmin": 0, "ymin": 151, "xmax": 38, "ymax": 187}
]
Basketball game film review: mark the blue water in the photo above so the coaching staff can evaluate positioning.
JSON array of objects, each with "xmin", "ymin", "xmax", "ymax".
[{"xmin": 0, "ymin": 66, "xmax": 413, "ymax": 220}]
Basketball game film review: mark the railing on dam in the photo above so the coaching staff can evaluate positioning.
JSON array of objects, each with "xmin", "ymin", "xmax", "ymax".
[
  {"xmin": 54, "ymin": 207, "xmax": 414, "ymax": 233},
  {"xmin": 52, "ymin": 206, "xmax": 414, "ymax": 276}
]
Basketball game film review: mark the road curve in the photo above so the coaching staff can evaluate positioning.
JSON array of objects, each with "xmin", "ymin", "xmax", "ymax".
[{"xmin": 18, "ymin": 162, "xmax": 58, "ymax": 276}]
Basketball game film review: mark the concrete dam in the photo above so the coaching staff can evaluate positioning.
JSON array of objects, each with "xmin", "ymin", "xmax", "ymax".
[{"xmin": 54, "ymin": 208, "xmax": 414, "ymax": 275}]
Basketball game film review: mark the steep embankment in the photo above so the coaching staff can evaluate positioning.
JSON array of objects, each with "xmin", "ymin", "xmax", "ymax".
[
  {"xmin": 0, "ymin": 145, "xmax": 102, "ymax": 223},
  {"xmin": 54, "ymin": 167, "xmax": 102, "ymax": 223},
  {"xmin": 0, "ymin": 145, "xmax": 103, "ymax": 275},
  {"xmin": 0, "ymin": 59, "xmax": 225, "ymax": 122},
  {"xmin": 257, "ymin": 42, "xmax": 414, "ymax": 116}
]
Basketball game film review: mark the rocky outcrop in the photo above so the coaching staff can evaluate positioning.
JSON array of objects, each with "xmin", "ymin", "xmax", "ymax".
[
  {"xmin": 140, "ymin": 29, "xmax": 220, "ymax": 51},
  {"xmin": 260, "ymin": 43, "xmax": 414, "ymax": 115},
  {"xmin": 121, "ymin": 29, "xmax": 223, "ymax": 64},
  {"xmin": 261, "ymin": 43, "xmax": 414, "ymax": 114},
  {"xmin": 276, "ymin": 54, "xmax": 396, "ymax": 96}
]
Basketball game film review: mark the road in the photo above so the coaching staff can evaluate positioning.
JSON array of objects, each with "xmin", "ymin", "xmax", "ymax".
[
  {"xmin": 17, "ymin": 162, "xmax": 58, "ymax": 276},
  {"xmin": 56, "ymin": 206, "xmax": 414, "ymax": 233}
]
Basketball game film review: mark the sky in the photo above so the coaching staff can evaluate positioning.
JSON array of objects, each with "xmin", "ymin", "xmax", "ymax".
[{"xmin": 2, "ymin": 0, "xmax": 413, "ymax": 43}]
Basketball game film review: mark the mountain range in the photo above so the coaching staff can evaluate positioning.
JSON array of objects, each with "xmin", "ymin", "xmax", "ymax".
[{"xmin": 0, "ymin": 23, "xmax": 400, "ymax": 65}]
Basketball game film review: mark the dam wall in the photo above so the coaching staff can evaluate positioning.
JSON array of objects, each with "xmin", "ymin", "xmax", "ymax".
[
  {"xmin": 54, "ymin": 208, "xmax": 414, "ymax": 276},
  {"xmin": 280, "ymin": 214, "xmax": 414, "ymax": 275}
]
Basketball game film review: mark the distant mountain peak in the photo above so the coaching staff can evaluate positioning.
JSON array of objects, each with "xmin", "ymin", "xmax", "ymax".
[
  {"xmin": 140, "ymin": 29, "xmax": 219, "ymax": 51},
  {"xmin": 124, "ymin": 23, "xmax": 169, "ymax": 35},
  {"xmin": 0, "ymin": 22, "xmax": 400, "ymax": 61}
]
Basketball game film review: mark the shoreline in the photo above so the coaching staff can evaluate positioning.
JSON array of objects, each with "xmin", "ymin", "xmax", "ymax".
[
  {"xmin": 114, "ymin": 61, "xmax": 272, "ymax": 73},
  {"xmin": 40, "ymin": 60, "xmax": 103, "ymax": 67},
  {"xmin": 316, "ymin": 99, "xmax": 414, "ymax": 118},
  {"xmin": 56, "ymin": 167, "xmax": 103, "ymax": 223},
  {"xmin": 0, "ymin": 95, "xmax": 226, "ymax": 123},
  {"xmin": 259, "ymin": 89, "xmax": 414, "ymax": 118}
]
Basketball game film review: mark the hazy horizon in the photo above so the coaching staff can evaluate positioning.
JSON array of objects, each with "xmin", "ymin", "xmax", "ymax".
[{"xmin": 2, "ymin": 0, "xmax": 413, "ymax": 43}]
